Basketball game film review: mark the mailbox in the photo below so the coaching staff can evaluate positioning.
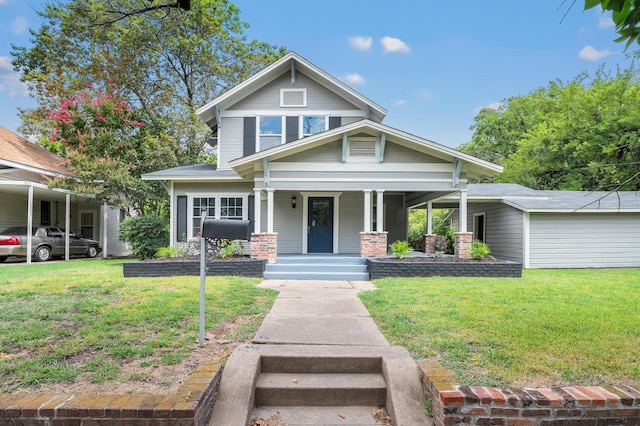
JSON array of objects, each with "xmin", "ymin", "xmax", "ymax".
[{"xmin": 202, "ymin": 219, "xmax": 252, "ymax": 241}]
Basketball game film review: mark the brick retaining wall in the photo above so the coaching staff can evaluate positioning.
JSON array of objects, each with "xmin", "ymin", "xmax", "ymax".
[
  {"xmin": 419, "ymin": 360, "xmax": 640, "ymax": 425},
  {"xmin": 367, "ymin": 258, "xmax": 523, "ymax": 279},
  {"xmin": 0, "ymin": 363, "xmax": 221, "ymax": 425},
  {"xmin": 123, "ymin": 259, "xmax": 266, "ymax": 278}
]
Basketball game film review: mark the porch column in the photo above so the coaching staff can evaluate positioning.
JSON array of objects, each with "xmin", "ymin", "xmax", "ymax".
[
  {"xmin": 65, "ymin": 193, "xmax": 71, "ymax": 261},
  {"xmin": 427, "ymin": 201, "xmax": 433, "ymax": 235},
  {"xmin": 266, "ymin": 189, "xmax": 274, "ymax": 233},
  {"xmin": 459, "ymin": 190, "xmax": 468, "ymax": 233},
  {"xmin": 363, "ymin": 190, "xmax": 372, "ymax": 233},
  {"xmin": 376, "ymin": 190, "xmax": 384, "ymax": 232},
  {"xmin": 253, "ymin": 188, "xmax": 262, "ymax": 234},
  {"xmin": 26, "ymin": 184, "xmax": 33, "ymax": 264}
]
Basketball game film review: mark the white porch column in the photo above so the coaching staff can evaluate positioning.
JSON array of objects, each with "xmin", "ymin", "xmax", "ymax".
[
  {"xmin": 427, "ymin": 201, "xmax": 433, "ymax": 235},
  {"xmin": 65, "ymin": 193, "xmax": 71, "ymax": 261},
  {"xmin": 363, "ymin": 190, "xmax": 372, "ymax": 232},
  {"xmin": 459, "ymin": 190, "xmax": 468, "ymax": 233},
  {"xmin": 169, "ymin": 181, "xmax": 175, "ymax": 246},
  {"xmin": 26, "ymin": 184, "xmax": 33, "ymax": 264},
  {"xmin": 102, "ymin": 201, "xmax": 108, "ymax": 258},
  {"xmin": 376, "ymin": 190, "xmax": 384, "ymax": 232},
  {"xmin": 254, "ymin": 188, "xmax": 262, "ymax": 234},
  {"xmin": 266, "ymin": 189, "xmax": 274, "ymax": 234}
]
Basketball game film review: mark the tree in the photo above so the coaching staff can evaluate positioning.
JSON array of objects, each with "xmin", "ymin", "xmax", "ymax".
[
  {"xmin": 11, "ymin": 0, "xmax": 285, "ymax": 164},
  {"xmin": 46, "ymin": 84, "xmax": 177, "ymax": 215},
  {"xmin": 584, "ymin": 0, "xmax": 640, "ymax": 49},
  {"xmin": 459, "ymin": 65, "xmax": 640, "ymax": 191}
]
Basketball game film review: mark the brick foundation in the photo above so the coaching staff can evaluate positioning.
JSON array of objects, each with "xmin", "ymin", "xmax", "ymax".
[
  {"xmin": 0, "ymin": 363, "xmax": 221, "ymax": 425},
  {"xmin": 454, "ymin": 232, "xmax": 473, "ymax": 259},
  {"xmin": 360, "ymin": 232, "xmax": 388, "ymax": 258},
  {"xmin": 250, "ymin": 233, "xmax": 278, "ymax": 264},
  {"xmin": 419, "ymin": 360, "xmax": 640, "ymax": 426}
]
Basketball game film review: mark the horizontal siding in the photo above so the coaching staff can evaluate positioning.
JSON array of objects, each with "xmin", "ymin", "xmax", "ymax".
[
  {"xmin": 466, "ymin": 202, "xmax": 524, "ymax": 263},
  {"xmin": 273, "ymin": 191, "xmax": 303, "ymax": 253},
  {"xmin": 385, "ymin": 141, "xmax": 448, "ymax": 164},
  {"xmin": 105, "ymin": 206, "xmax": 129, "ymax": 257},
  {"xmin": 279, "ymin": 140, "xmax": 343, "ymax": 162},
  {"xmin": 529, "ymin": 213, "xmax": 640, "ymax": 268},
  {"xmin": 338, "ymin": 192, "xmax": 362, "ymax": 253},
  {"xmin": 230, "ymin": 73, "xmax": 358, "ymax": 111},
  {"xmin": 384, "ymin": 194, "xmax": 406, "ymax": 246},
  {"xmin": 219, "ymin": 117, "xmax": 243, "ymax": 169}
]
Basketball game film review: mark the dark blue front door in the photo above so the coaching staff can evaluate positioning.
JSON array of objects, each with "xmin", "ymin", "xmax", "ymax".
[{"xmin": 308, "ymin": 197, "xmax": 333, "ymax": 253}]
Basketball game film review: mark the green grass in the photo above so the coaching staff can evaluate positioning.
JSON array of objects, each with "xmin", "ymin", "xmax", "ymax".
[
  {"xmin": 0, "ymin": 259, "xmax": 276, "ymax": 392},
  {"xmin": 359, "ymin": 269, "xmax": 640, "ymax": 388}
]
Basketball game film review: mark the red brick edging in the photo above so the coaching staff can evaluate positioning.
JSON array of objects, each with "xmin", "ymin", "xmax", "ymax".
[
  {"xmin": 0, "ymin": 363, "xmax": 221, "ymax": 425},
  {"xmin": 419, "ymin": 360, "xmax": 640, "ymax": 425}
]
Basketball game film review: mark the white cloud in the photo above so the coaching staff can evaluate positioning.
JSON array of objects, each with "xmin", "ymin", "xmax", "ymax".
[
  {"xmin": 11, "ymin": 16, "xmax": 28, "ymax": 35},
  {"xmin": 0, "ymin": 55, "xmax": 29, "ymax": 98},
  {"xmin": 597, "ymin": 15, "xmax": 615, "ymax": 29},
  {"xmin": 394, "ymin": 99, "xmax": 408, "ymax": 107},
  {"xmin": 380, "ymin": 36, "xmax": 410, "ymax": 54},
  {"xmin": 579, "ymin": 45, "xmax": 612, "ymax": 61},
  {"xmin": 343, "ymin": 73, "xmax": 366, "ymax": 86},
  {"xmin": 349, "ymin": 36, "xmax": 373, "ymax": 52}
]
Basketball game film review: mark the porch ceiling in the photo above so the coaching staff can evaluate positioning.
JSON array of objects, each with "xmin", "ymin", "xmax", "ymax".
[{"xmin": 0, "ymin": 181, "xmax": 95, "ymax": 203}]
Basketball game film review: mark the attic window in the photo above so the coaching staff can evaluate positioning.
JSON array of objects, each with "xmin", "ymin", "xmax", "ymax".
[
  {"xmin": 281, "ymin": 89, "xmax": 306, "ymax": 107},
  {"xmin": 348, "ymin": 137, "xmax": 377, "ymax": 162}
]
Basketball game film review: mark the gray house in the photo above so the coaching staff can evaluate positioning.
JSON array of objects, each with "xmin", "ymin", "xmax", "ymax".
[
  {"xmin": 143, "ymin": 52, "xmax": 503, "ymax": 261},
  {"xmin": 439, "ymin": 183, "xmax": 640, "ymax": 268},
  {"xmin": 0, "ymin": 126, "xmax": 130, "ymax": 262}
]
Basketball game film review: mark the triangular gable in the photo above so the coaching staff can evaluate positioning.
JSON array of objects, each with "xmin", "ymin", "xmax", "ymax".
[
  {"xmin": 196, "ymin": 52, "xmax": 387, "ymax": 128},
  {"xmin": 228, "ymin": 119, "xmax": 503, "ymax": 180}
]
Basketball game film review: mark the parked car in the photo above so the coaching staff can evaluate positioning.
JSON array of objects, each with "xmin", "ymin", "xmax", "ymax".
[{"xmin": 0, "ymin": 226, "xmax": 102, "ymax": 262}]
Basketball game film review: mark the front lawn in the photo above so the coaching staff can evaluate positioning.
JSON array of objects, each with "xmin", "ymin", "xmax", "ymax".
[
  {"xmin": 0, "ymin": 259, "xmax": 276, "ymax": 393},
  {"xmin": 359, "ymin": 269, "xmax": 640, "ymax": 388}
]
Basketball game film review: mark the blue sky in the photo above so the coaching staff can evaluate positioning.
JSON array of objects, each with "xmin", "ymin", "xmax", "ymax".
[{"xmin": 0, "ymin": 1, "xmax": 634, "ymax": 148}]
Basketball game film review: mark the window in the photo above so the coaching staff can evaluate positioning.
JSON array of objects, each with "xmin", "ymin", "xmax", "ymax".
[
  {"xmin": 280, "ymin": 89, "xmax": 306, "ymax": 107},
  {"xmin": 220, "ymin": 197, "xmax": 243, "ymax": 220},
  {"xmin": 259, "ymin": 116, "xmax": 283, "ymax": 150},
  {"xmin": 301, "ymin": 116, "xmax": 327, "ymax": 137},
  {"xmin": 192, "ymin": 197, "xmax": 215, "ymax": 237}
]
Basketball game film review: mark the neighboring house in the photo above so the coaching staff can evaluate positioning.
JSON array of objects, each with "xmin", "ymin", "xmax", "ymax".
[
  {"xmin": 0, "ymin": 125, "xmax": 129, "ymax": 261},
  {"xmin": 143, "ymin": 52, "xmax": 503, "ymax": 261},
  {"xmin": 439, "ymin": 183, "xmax": 640, "ymax": 268}
]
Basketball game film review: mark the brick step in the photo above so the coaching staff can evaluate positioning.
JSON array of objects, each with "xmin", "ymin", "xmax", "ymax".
[{"xmin": 254, "ymin": 373, "xmax": 386, "ymax": 406}]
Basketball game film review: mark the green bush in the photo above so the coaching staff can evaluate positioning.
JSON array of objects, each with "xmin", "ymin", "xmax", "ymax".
[
  {"xmin": 217, "ymin": 240, "xmax": 245, "ymax": 259},
  {"xmin": 155, "ymin": 245, "xmax": 183, "ymax": 259},
  {"xmin": 470, "ymin": 240, "xmax": 491, "ymax": 260},
  {"xmin": 389, "ymin": 240, "xmax": 412, "ymax": 259},
  {"xmin": 119, "ymin": 215, "xmax": 169, "ymax": 259},
  {"xmin": 407, "ymin": 208, "xmax": 455, "ymax": 254}
]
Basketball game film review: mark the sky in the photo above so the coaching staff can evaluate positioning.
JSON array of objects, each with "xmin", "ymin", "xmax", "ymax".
[{"xmin": 0, "ymin": 1, "xmax": 635, "ymax": 148}]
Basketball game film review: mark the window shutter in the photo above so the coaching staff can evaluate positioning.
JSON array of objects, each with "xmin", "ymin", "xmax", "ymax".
[
  {"xmin": 177, "ymin": 196, "xmax": 187, "ymax": 242},
  {"xmin": 248, "ymin": 195, "xmax": 255, "ymax": 234},
  {"xmin": 329, "ymin": 117, "xmax": 341, "ymax": 130},
  {"xmin": 286, "ymin": 117, "xmax": 298, "ymax": 143},
  {"xmin": 243, "ymin": 117, "xmax": 256, "ymax": 156}
]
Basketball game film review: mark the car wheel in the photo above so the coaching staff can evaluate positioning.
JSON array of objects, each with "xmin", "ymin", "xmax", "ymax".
[
  {"xmin": 34, "ymin": 246, "xmax": 52, "ymax": 262},
  {"xmin": 0, "ymin": 256, "xmax": 7, "ymax": 263},
  {"xmin": 87, "ymin": 245, "xmax": 98, "ymax": 258}
]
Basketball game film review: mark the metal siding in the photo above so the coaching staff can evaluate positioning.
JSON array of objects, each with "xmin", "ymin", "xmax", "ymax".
[
  {"xmin": 466, "ymin": 202, "xmax": 524, "ymax": 263},
  {"xmin": 338, "ymin": 192, "xmax": 363, "ymax": 253},
  {"xmin": 529, "ymin": 213, "xmax": 640, "ymax": 268}
]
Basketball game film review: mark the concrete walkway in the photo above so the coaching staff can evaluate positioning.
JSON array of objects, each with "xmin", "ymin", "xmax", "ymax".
[{"xmin": 253, "ymin": 279, "xmax": 389, "ymax": 346}]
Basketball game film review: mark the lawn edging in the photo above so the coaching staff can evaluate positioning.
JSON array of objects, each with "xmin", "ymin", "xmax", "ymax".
[
  {"xmin": 0, "ymin": 363, "xmax": 221, "ymax": 426},
  {"xmin": 123, "ymin": 259, "xmax": 266, "ymax": 278},
  {"xmin": 367, "ymin": 258, "xmax": 523, "ymax": 279},
  {"xmin": 418, "ymin": 360, "xmax": 640, "ymax": 425}
]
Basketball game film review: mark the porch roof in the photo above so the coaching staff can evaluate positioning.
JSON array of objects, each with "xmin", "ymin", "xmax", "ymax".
[
  {"xmin": 141, "ymin": 164, "xmax": 243, "ymax": 181},
  {"xmin": 228, "ymin": 119, "xmax": 503, "ymax": 181}
]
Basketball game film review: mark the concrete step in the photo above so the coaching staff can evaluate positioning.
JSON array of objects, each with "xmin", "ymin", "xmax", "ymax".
[
  {"xmin": 265, "ymin": 263, "xmax": 368, "ymax": 272},
  {"xmin": 276, "ymin": 256, "xmax": 366, "ymax": 265},
  {"xmin": 261, "ymin": 355, "xmax": 382, "ymax": 374},
  {"xmin": 255, "ymin": 373, "xmax": 386, "ymax": 406},
  {"xmin": 263, "ymin": 270, "xmax": 370, "ymax": 281},
  {"xmin": 250, "ymin": 405, "xmax": 388, "ymax": 425}
]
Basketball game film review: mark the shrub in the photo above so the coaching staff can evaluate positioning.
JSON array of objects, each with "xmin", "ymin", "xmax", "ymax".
[
  {"xmin": 470, "ymin": 240, "xmax": 491, "ymax": 260},
  {"xmin": 389, "ymin": 240, "xmax": 412, "ymax": 259},
  {"xmin": 155, "ymin": 245, "xmax": 184, "ymax": 259},
  {"xmin": 432, "ymin": 234, "xmax": 449, "ymax": 253},
  {"xmin": 119, "ymin": 215, "xmax": 169, "ymax": 259},
  {"xmin": 217, "ymin": 240, "xmax": 245, "ymax": 259}
]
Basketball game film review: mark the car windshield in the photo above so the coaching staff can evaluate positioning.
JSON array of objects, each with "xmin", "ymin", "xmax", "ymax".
[{"xmin": 0, "ymin": 227, "xmax": 36, "ymax": 236}]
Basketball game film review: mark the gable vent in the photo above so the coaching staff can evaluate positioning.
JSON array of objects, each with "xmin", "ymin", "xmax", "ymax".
[
  {"xmin": 281, "ymin": 89, "xmax": 306, "ymax": 107},
  {"xmin": 349, "ymin": 140, "xmax": 376, "ymax": 157}
]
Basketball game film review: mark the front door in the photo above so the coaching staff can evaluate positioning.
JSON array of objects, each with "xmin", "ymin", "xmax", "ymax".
[{"xmin": 308, "ymin": 197, "xmax": 333, "ymax": 253}]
